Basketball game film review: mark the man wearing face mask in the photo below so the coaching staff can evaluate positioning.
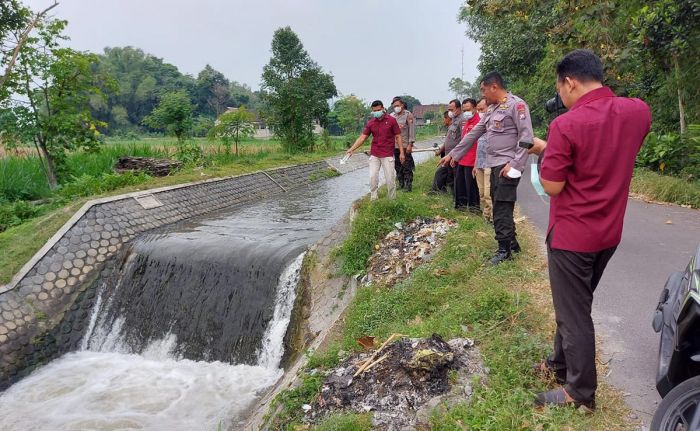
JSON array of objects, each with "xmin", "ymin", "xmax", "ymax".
[
  {"xmin": 430, "ymin": 99, "xmax": 464, "ymax": 193},
  {"xmin": 346, "ymin": 100, "xmax": 404, "ymax": 200},
  {"xmin": 454, "ymin": 98, "xmax": 481, "ymax": 211},
  {"xmin": 390, "ymin": 97, "xmax": 416, "ymax": 191},
  {"xmin": 439, "ymin": 72, "xmax": 532, "ymax": 265},
  {"xmin": 526, "ymin": 49, "xmax": 651, "ymax": 411}
]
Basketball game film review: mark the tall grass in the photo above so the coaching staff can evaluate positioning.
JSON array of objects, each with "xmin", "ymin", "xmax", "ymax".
[
  {"xmin": 64, "ymin": 143, "xmax": 170, "ymax": 179},
  {"xmin": 631, "ymin": 168, "xmax": 700, "ymax": 208},
  {"xmin": 0, "ymin": 156, "xmax": 53, "ymax": 201}
]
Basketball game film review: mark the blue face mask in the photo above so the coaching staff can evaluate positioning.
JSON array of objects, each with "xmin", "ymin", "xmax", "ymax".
[
  {"xmin": 530, "ymin": 163, "xmax": 546, "ymax": 196},
  {"xmin": 372, "ymin": 111, "xmax": 384, "ymax": 119}
]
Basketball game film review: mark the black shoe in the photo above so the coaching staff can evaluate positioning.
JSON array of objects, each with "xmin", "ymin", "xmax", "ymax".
[
  {"xmin": 511, "ymin": 240, "xmax": 521, "ymax": 254},
  {"xmin": 404, "ymin": 182, "xmax": 412, "ymax": 192},
  {"xmin": 489, "ymin": 241, "xmax": 512, "ymax": 265},
  {"xmin": 489, "ymin": 249, "xmax": 512, "ymax": 265}
]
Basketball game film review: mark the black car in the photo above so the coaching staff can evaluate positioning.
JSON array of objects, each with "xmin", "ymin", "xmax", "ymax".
[{"xmin": 652, "ymin": 245, "xmax": 700, "ymax": 431}]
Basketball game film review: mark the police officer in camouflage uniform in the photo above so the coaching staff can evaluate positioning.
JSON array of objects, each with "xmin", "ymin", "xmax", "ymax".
[
  {"xmin": 390, "ymin": 97, "xmax": 416, "ymax": 191},
  {"xmin": 440, "ymin": 72, "xmax": 533, "ymax": 265}
]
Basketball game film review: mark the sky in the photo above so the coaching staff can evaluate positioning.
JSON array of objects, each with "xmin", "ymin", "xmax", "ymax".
[{"xmin": 24, "ymin": 0, "xmax": 482, "ymax": 105}]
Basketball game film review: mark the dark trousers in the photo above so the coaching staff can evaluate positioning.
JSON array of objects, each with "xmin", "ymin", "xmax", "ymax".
[
  {"xmin": 454, "ymin": 165, "xmax": 480, "ymax": 210},
  {"xmin": 432, "ymin": 165, "xmax": 455, "ymax": 192},
  {"xmin": 490, "ymin": 164, "xmax": 519, "ymax": 244},
  {"xmin": 394, "ymin": 148, "xmax": 415, "ymax": 188},
  {"xmin": 546, "ymin": 239, "xmax": 617, "ymax": 403}
]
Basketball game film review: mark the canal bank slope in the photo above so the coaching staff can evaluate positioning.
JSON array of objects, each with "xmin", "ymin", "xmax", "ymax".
[{"xmin": 256, "ymin": 161, "xmax": 637, "ymax": 431}]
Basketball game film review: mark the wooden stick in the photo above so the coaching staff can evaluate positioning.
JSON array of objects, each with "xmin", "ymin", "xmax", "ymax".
[
  {"xmin": 361, "ymin": 353, "xmax": 389, "ymax": 374},
  {"xmin": 353, "ymin": 333, "xmax": 403, "ymax": 377}
]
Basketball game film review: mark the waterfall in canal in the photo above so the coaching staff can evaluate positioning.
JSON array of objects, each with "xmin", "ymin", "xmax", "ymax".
[
  {"xmin": 0, "ymin": 232, "xmax": 307, "ymax": 430},
  {"xmin": 0, "ymin": 165, "xmax": 386, "ymax": 430}
]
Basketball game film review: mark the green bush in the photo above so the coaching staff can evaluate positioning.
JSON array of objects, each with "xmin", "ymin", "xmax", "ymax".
[
  {"xmin": 0, "ymin": 200, "xmax": 41, "ymax": 232},
  {"xmin": 636, "ymin": 124, "xmax": 700, "ymax": 179},
  {"xmin": 175, "ymin": 142, "xmax": 205, "ymax": 166}
]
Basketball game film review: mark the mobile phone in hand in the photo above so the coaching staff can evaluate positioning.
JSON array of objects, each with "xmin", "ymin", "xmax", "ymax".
[{"xmin": 518, "ymin": 141, "xmax": 534, "ymax": 149}]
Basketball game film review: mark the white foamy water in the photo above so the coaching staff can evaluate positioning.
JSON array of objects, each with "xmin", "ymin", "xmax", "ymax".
[
  {"xmin": 257, "ymin": 252, "xmax": 305, "ymax": 369},
  {"xmin": 0, "ymin": 253, "xmax": 305, "ymax": 431},
  {"xmin": 0, "ymin": 350, "xmax": 281, "ymax": 430}
]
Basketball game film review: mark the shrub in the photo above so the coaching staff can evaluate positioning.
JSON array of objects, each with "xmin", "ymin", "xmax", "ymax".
[
  {"xmin": 0, "ymin": 200, "xmax": 41, "ymax": 232},
  {"xmin": 636, "ymin": 124, "xmax": 700, "ymax": 179}
]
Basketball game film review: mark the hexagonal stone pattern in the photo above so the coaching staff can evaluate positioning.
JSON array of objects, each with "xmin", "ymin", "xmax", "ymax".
[{"xmin": 0, "ymin": 160, "xmax": 349, "ymax": 389}]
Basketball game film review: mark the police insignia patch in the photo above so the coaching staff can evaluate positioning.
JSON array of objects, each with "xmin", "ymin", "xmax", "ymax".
[
  {"xmin": 500, "ymin": 104, "xmax": 508, "ymax": 110},
  {"xmin": 519, "ymin": 113, "xmax": 526, "ymax": 120}
]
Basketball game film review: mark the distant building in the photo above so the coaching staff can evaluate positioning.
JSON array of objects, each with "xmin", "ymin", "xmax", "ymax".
[
  {"xmin": 224, "ymin": 107, "xmax": 323, "ymax": 139},
  {"xmin": 412, "ymin": 104, "xmax": 445, "ymax": 126}
]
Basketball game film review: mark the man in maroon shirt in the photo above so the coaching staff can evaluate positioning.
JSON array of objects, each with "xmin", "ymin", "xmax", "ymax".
[
  {"xmin": 529, "ymin": 49, "xmax": 651, "ymax": 410},
  {"xmin": 346, "ymin": 100, "xmax": 404, "ymax": 200}
]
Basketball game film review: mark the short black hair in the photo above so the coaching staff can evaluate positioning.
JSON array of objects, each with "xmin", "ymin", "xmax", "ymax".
[
  {"xmin": 391, "ymin": 96, "xmax": 402, "ymax": 103},
  {"xmin": 481, "ymin": 71, "xmax": 505, "ymax": 89},
  {"xmin": 556, "ymin": 49, "xmax": 604, "ymax": 83},
  {"xmin": 443, "ymin": 110, "xmax": 449, "ymax": 118},
  {"xmin": 449, "ymin": 99, "xmax": 461, "ymax": 109},
  {"xmin": 371, "ymin": 100, "xmax": 384, "ymax": 108},
  {"xmin": 462, "ymin": 98, "xmax": 477, "ymax": 107}
]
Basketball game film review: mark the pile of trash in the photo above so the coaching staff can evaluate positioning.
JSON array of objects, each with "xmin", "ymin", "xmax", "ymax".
[
  {"xmin": 304, "ymin": 334, "xmax": 485, "ymax": 430},
  {"xmin": 364, "ymin": 216, "xmax": 456, "ymax": 286}
]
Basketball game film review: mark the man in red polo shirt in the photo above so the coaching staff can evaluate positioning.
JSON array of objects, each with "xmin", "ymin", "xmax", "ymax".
[
  {"xmin": 529, "ymin": 49, "xmax": 651, "ymax": 410},
  {"xmin": 454, "ymin": 98, "xmax": 481, "ymax": 210},
  {"xmin": 346, "ymin": 100, "xmax": 404, "ymax": 200}
]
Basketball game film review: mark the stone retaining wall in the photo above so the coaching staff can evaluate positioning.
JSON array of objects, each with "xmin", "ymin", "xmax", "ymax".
[{"xmin": 0, "ymin": 156, "xmax": 369, "ymax": 389}]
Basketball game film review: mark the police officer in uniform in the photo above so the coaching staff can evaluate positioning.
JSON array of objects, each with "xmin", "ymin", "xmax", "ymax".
[
  {"xmin": 390, "ymin": 97, "xmax": 416, "ymax": 191},
  {"xmin": 431, "ymin": 99, "xmax": 464, "ymax": 193},
  {"xmin": 440, "ymin": 72, "xmax": 533, "ymax": 265}
]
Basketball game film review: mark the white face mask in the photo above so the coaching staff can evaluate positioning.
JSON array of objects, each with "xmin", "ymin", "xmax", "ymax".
[
  {"xmin": 447, "ymin": 110, "xmax": 455, "ymax": 119},
  {"xmin": 393, "ymin": 106, "xmax": 402, "ymax": 114}
]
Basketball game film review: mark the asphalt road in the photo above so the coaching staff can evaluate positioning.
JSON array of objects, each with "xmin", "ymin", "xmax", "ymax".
[{"xmin": 516, "ymin": 160, "xmax": 700, "ymax": 427}]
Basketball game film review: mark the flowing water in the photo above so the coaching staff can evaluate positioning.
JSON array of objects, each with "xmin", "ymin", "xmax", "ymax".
[{"xmin": 0, "ymin": 166, "xmax": 378, "ymax": 431}]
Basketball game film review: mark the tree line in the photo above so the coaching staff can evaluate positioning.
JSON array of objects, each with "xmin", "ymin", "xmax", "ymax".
[
  {"xmin": 458, "ymin": 0, "xmax": 699, "ymax": 177},
  {"xmin": 0, "ymin": 2, "xmax": 341, "ymax": 187}
]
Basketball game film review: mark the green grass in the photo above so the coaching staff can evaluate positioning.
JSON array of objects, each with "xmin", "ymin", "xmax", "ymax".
[
  {"xmin": 267, "ymin": 162, "xmax": 634, "ymax": 431},
  {"xmin": 631, "ymin": 168, "xmax": 700, "ymax": 208}
]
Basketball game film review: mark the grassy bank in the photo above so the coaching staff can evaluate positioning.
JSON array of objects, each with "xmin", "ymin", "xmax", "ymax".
[
  {"xmin": 267, "ymin": 162, "xmax": 633, "ymax": 430},
  {"xmin": 631, "ymin": 168, "xmax": 700, "ymax": 208}
]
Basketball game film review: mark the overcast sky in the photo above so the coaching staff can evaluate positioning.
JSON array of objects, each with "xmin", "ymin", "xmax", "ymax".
[{"xmin": 25, "ymin": 0, "xmax": 481, "ymax": 105}]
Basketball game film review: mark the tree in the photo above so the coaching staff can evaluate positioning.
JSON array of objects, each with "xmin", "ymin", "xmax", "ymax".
[
  {"xmin": 144, "ymin": 91, "xmax": 194, "ymax": 143},
  {"xmin": 397, "ymin": 94, "xmax": 421, "ymax": 111},
  {"xmin": 633, "ymin": 0, "xmax": 700, "ymax": 134},
  {"xmin": 0, "ymin": 0, "xmax": 58, "ymax": 99},
  {"xmin": 209, "ymin": 107, "xmax": 255, "ymax": 156},
  {"xmin": 93, "ymin": 46, "xmax": 197, "ymax": 133},
  {"xmin": 448, "ymin": 77, "xmax": 480, "ymax": 101},
  {"xmin": 1, "ymin": 9, "xmax": 111, "ymax": 188},
  {"xmin": 261, "ymin": 27, "xmax": 337, "ymax": 152},
  {"xmin": 195, "ymin": 64, "xmax": 231, "ymax": 118},
  {"xmin": 331, "ymin": 95, "xmax": 368, "ymax": 135}
]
